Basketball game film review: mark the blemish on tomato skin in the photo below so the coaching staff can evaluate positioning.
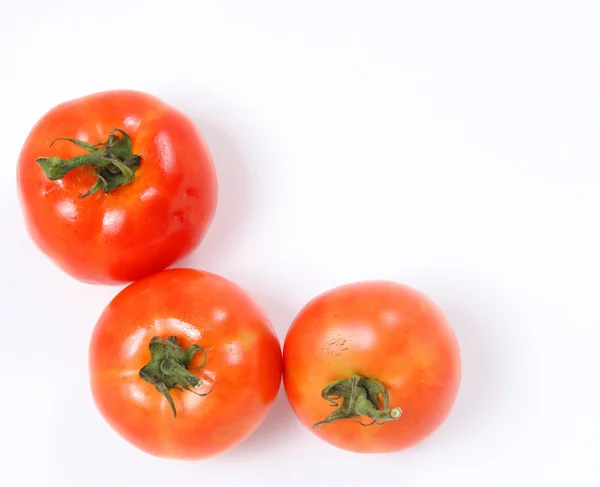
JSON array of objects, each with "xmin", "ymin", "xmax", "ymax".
[
  {"xmin": 322, "ymin": 331, "xmax": 350, "ymax": 357},
  {"xmin": 185, "ymin": 187, "xmax": 198, "ymax": 198},
  {"xmin": 173, "ymin": 210, "xmax": 185, "ymax": 224}
]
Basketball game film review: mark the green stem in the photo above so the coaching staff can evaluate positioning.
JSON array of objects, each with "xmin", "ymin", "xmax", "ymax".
[
  {"xmin": 313, "ymin": 375, "xmax": 402, "ymax": 428},
  {"xmin": 35, "ymin": 128, "xmax": 141, "ymax": 198},
  {"xmin": 139, "ymin": 336, "xmax": 211, "ymax": 419}
]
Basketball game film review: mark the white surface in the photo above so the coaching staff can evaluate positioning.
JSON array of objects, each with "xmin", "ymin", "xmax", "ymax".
[{"xmin": 1, "ymin": 1, "xmax": 599, "ymax": 485}]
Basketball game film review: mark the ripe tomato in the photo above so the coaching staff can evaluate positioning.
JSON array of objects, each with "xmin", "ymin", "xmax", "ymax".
[
  {"xmin": 17, "ymin": 90, "xmax": 217, "ymax": 284},
  {"xmin": 283, "ymin": 281, "xmax": 461, "ymax": 453},
  {"xmin": 89, "ymin": 268, "xmax": 282, "ymax": 460}
]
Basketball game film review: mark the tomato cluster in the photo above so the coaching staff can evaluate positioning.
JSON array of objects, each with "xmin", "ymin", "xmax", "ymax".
[{"xmin": 17, "ymin": 90, "xmax": 461, "ymax": 460}]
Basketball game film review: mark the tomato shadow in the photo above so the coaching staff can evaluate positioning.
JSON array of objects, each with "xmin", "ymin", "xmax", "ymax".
[
  {"xmin": 225, "ymin": 388, "xmax": 298, "ymax": 460},
  {"xmin": 174, "ymin": 117, "xmax": 257, "ymax": 272}
]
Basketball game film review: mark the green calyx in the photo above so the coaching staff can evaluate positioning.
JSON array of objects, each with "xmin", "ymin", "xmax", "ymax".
[
  {"xmin": 314, "ymin": 375, "xmax": 402, "ymax": 428},
  {"xmin": 139, "ymin": 336, "xmax": 211, "ymax": 419},
  {"xmin": 35, "ymin": 128, "xmax": 141, "ymax": 198}
]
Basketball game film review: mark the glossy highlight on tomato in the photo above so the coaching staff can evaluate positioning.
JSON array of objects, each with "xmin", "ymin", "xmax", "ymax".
[
  {"xmin": 17, "ymin": 90, "xmax": 217, "ymax": 284},
  {"xmin": 89, "ymin": 268, "xmax": 282, "ymax": 460},
  {"xmin": 283, "ymin": 281, "xmax": 461, "ymax": 453}
]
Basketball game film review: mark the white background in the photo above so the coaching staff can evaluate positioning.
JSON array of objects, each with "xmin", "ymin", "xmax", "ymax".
[{"xmin": 1, "ymin": 1, "xmax": 599, "ymax": 485}]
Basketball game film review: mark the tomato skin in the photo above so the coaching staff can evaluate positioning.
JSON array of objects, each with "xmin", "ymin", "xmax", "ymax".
[
  {"xmin": 17, "ymin": 90, "xmax": 217, "ymax": 284},
  {"xmin": 89, "ymin": 268, "xmax": 282, "ymax": 460},
  {"xmin": 283, "ymin": 281, "xmax": 461, "ymax": 453}
]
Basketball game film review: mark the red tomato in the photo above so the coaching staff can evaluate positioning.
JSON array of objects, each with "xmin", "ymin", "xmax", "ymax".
[
  {"xmin": 283, "ymin": 281, "xmax": 461, "ymax": 453},
  {"xmin": 17, "ymin": 90, "xmax": 217, "ymax": 284},
  {"xmin": 89, "ymin": 268, "xmax": 282, "ymax": 460}
]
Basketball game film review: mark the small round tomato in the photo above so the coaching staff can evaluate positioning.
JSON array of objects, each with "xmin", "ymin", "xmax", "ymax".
[
  {"xmin": 283, "ymin": 281, "xmax": 461, "ymax": 453},
  {"xmin": 89, "ymin": 268, "xmax": 282, "ymax": 460},
  {"xmin": 17, "ymin": 90, "xmax": 217, "ymax": 284}
]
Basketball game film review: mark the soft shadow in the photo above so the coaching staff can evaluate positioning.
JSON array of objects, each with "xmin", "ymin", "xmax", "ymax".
[
  {"xmin": 226, "ymin": 388, "xmax": 298, "ymax": 460},
  {"xmin": 177, "ymin": 118, "xmax": 254, "ymax": 270}
]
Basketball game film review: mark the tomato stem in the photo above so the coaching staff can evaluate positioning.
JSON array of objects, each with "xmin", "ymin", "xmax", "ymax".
[
  {"xmin": 313, "ymin": 375, "xmax": 402, "ymax": 428},
  {"xmin": 139, "ymin": 336, "xmax": 211, "ymax": 418},
  {"xmin": 35, "ymin": 128, "xmax": 141, "ymax": 198}
]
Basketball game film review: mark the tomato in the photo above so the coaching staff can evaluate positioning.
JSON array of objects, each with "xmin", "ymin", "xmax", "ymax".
[
  {"xmin": 17, "ymin": 90, "xmax": 217, "ymax": 284},
  {"xmin": 283, "ymin": 281, "xmax": 461, "ymax": 453},
  {"xmin": 89, "ymin": 268, "xmax": 282, "ymax": 460}
]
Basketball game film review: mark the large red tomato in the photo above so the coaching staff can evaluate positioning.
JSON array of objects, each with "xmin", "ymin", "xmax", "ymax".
[
  {"xmin": 89, "ymin": 268, "xmax": 282, "ymax": 460},
  {"xmin": 283, "ymin": 281, "xmax": 461, "ymax": 453},
  {"xmin": 17, "ymin": 90, "xmax": 217, "ymax": 284}
]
